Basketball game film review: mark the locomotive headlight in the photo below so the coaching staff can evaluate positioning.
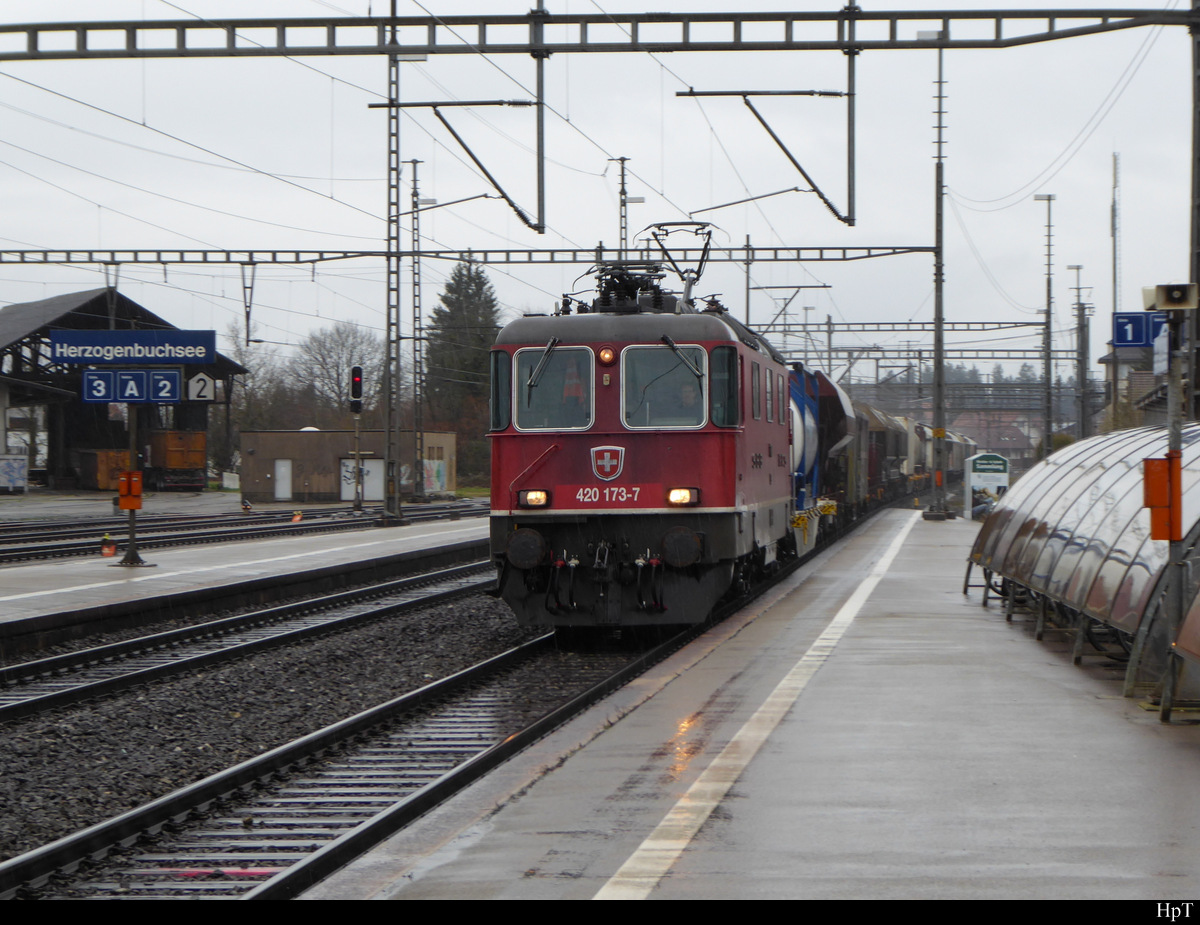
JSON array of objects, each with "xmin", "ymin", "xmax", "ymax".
[
  {"xmin": 667, "ymin": 487, "xmax": 700, "ymax": 505},
  {"xmin": 518, "ymin": 489, "xmax": 550, "ymax": 507},
  {"xmin": 598, "ymin": 345, "xmax": 616, "ymax": 366}
]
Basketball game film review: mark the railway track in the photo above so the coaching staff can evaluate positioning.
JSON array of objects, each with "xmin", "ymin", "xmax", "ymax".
[
  {"xmin": 0, "ymin": 501, "xmax": 486, "ymax": 564},
  {"xmin": 0, "ymin": 634, "xmax": 663, "ymax": 900},
  {"xmin": 0, "ymin": 502, "xmax": 905, "ymax": 900},
  {"xmin": 0, "ymin": 510, "xmax": 325, "ymax": 540},
  {"xmin": 0, "ymin": 562, "xmax": 494, "ymax": 724}
]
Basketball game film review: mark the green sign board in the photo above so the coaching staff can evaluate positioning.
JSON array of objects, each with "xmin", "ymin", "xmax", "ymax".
[{"xmin": 971, "ymin": 454, "xmax": 1009, "ymax": 474}]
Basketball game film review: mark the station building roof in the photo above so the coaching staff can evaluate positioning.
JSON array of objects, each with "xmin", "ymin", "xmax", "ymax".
[
  {"xmin": 970, "ymin": 425, "xmax": 1200, "ymax": 637},
  {"xmin": 0, "ymin": 288, "xmax": 244, "ymax": 387}
]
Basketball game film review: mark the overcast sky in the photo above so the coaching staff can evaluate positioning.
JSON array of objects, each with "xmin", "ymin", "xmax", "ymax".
[{"xmin": 0, "ymin": 1, "xmax": 1192, "ymax": 383}]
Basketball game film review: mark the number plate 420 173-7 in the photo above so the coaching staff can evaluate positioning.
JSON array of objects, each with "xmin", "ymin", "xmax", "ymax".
[{"xmin": 566, "ymin": 484, "xmax": 659, "ymax": 505}]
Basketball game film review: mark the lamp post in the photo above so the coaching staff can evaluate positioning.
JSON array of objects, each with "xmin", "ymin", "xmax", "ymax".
[{"xmin": 1035, "ymin": 193, "xmax": 1055, "ymax": 459}]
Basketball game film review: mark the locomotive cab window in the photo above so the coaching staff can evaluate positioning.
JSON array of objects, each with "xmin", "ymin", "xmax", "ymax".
[
  {"xmin": 489, "ymin": 350, "xmax": 511, "ymax": 431},
  {"xmin": 622, "ymin": 344, "xmax": 707, "ymax": 429},
  {"xmin": 513, "ymin": 346, "xmax": 594, "ymax": 431}
]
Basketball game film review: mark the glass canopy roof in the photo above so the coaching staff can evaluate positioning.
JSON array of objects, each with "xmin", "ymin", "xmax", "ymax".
[{"xmin": 970, "ymin": 425, "xmax": 1200, "ymax": 635}]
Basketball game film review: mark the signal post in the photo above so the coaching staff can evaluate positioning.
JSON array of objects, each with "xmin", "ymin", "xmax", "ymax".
[{"xmin": 350, "ymin": 365, "xmax": 364, "ymax": 513}]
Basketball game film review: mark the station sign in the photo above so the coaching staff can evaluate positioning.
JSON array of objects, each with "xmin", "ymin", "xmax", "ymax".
[
  {"xmin": 82, "ymin": 369, "xmax": 181, "ymax": 403},
  {"xmin": 970, "ymin": 454, "xmax": 1010, "ymax": 475},
  {"xmin": 966, "ymin": 452, "xmax": 1010, "ymax": 509},
  {"xmin": 1112, "ymin": 312, "xmax": 1166, "ymax": 348},
  {"xmin": 50, "ymin": 329, "xmax": 215, "ymax": 365}
]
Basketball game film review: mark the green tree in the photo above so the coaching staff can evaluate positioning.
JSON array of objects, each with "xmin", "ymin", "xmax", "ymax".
[{"xmin": 426, "ymin": 262, "xmax": 502, "ymax": 483}]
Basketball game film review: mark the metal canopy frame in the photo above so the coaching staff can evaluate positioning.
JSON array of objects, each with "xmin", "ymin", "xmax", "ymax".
[
  {"xmin": 0, "ymin": 10, "xmax": 1185, "ymax": 62},
  {"xmin": 0, "ymin": 245, "xmax": 937, "ymax": 266}
]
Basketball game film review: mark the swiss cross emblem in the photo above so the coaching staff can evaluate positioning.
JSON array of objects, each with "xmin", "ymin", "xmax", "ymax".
[{"xmin": 591, "ymin": 445, "xmax": 625, "ymax": 481}]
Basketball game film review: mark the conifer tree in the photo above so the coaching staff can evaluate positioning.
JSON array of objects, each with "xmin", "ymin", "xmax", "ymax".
[{"xmin": 426, "ymin": 261, "xmax": 502, "ymax": 482}]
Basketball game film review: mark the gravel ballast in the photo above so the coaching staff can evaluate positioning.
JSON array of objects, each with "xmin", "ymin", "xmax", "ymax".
[{"xmin": 0, "ymin": 595, "xmax": 541, "ymax": 863}]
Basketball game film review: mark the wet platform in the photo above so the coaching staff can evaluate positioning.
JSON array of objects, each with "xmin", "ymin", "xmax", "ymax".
[
  {"xmin": 0, "ymin": 517, "xmax": 489, "ymax": 627},
  {"xmin": 303, "ymin": 509, "xmax": 1200, "ymax": 900}
]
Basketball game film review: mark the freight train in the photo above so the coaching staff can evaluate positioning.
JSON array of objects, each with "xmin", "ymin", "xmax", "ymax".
[{"xmin": 488, "ymin": 259, "xmax": 972, "ymax": 629}]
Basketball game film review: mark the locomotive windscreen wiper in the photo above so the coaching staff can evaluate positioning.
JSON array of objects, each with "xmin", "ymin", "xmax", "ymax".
[
  {"xmin": 660, "ymin": 335, "xmax": 704, "ymax": 380},
  {"xmin": 525, "ymin": 337, "xmax": 561, "ymax": 396}
]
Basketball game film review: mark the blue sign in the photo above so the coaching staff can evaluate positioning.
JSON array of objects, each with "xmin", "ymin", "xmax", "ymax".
[
  {"xmin": 150, "ymin": 370, "xmax": 181, "ymax": 402},
  {"xmin": 1113, "ymin": 312, "xmax": 1166, "ymax": 347},
  {"xmin": 51, "ymin": 330, "xmax": 215, "ymax": 365},
  {"xmin": 117, "ymin": 371, "xmax": 147, "ymax": 401},
  {"xmin": 82, "ymin": 370, "xmax": 114, "ymax": 402},
  {"xmin": 82, "ymin": 369, "xmax": 181, "ymax": 404}
]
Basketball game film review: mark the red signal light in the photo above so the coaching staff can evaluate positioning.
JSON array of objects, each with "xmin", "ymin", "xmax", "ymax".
[{"xmin": 350, "ymin": 365, "xmax": 363, "ymax": 414}]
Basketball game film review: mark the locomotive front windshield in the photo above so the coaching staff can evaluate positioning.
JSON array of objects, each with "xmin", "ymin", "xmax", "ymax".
[
  {"xmin": 622, "ymin": 345, "xmax": 707, "ymax": 429},
  {"xmin": 513, "ymin": 346, "xmax": 593, "ymax": 430}
]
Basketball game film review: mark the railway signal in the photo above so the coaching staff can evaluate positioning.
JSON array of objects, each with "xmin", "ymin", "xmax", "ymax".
[
  {"xmin": 349, "ymin": 366, "xmax": 363, "ymax": 415},
  {"xmin": 349, "ymin": 365, "xmax": 364, "ymax": 512}
]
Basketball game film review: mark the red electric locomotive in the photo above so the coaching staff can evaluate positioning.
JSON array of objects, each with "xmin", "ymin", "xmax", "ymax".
[{"xmin": 489, "ymin": 262, "xmax": 797, "ymax": 628}]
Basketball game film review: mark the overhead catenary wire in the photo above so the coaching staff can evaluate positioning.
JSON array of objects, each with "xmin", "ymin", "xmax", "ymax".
[{"xmin": 948, "ymin": 2, "xmax": 1175, "ymax": 211}]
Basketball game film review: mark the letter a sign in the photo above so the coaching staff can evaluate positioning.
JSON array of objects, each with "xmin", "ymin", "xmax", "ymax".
[{"xmin": 117, "ymin": 371, "xmax": 147, "ymax": 401}]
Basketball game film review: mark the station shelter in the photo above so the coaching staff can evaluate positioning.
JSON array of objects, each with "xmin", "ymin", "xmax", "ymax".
[
  {"xmin": 969, "ymin": 425, "xmax": 1200, "ymax": 702},
  {"xmin": 0, "ymin": 288, "xmax": 243, "ymax": 490}
]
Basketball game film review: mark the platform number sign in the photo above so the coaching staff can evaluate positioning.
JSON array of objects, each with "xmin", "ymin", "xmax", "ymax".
[
  {"xmin": 187, "ymin": 373, "xmax": 215, "ymax": 402},
  {"xmin": 82, "ymin": 369, "xmax": 181, "ymax": 404},
  {"xmin": 84, "ymin": 370, "xmax": 115, "ymax": 402},
  {"xmin": 150, "ymin": 371, "xmax": 181, "ymax": 402},
  {"xmin": 1113, "ymin": 312, "xmax": 1167, "ymax": 348}
]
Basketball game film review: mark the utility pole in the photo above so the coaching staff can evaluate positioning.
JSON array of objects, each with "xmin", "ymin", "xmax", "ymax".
[
  {"xmin": 1111, "ymin": 154, "xmax": 1121, "ymax": 427},
  {"xmin": 1069, "ymin": 264, "xmax": 1091, "ymax": 439},
  {"xmin": 1152, "ymin": 283, "xmax": 1198, "ymax": 722},
  {"xmin": 409, "ymin": 158, "xmax": 427, "ymax": 499},
  {"xmin": 744, "ymin": 235, "xmax": 752, "ymax": 324},
  {"xmin": 919, "ymin": 28, "xmax": 948, "ymax": 519},
  {"xmin": 803, "ymin": 306, "xmax": 815, "ymax": 364},
  {"xmin": 383, "ymin": 0, "xmax": 403, "ymax": 522},
  {"xmin": 611, "ymin": 157, "xmax": 643, "ymax": 259},
  {"xmin": 1035, "ymin": 193, "xmax": 1056, "ymax": 459}
]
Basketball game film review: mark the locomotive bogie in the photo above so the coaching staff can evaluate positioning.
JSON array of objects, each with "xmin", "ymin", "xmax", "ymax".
[{"xmin": 490, "ymin": 511, "xmax": 742, "ymax": 626}]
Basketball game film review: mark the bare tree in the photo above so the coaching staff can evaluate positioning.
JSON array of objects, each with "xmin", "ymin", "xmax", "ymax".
[
  {"xmin": 209, "ymin": 323, "xmax": 296, "ymax": 471},
  {"xmin": 289, "ymin": 321, "xmax": 386, "ymax": 424}
]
